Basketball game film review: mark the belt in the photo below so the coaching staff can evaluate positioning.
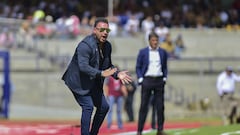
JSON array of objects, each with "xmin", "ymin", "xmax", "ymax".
[{"xmin": 144, "ymin": 76, "xmax": 163, "ymax": 79}]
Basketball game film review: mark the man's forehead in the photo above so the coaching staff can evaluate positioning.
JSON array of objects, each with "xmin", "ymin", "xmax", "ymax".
[{"xmin": 97, "ymin": 22, "xmax": 108, "ymax": 27}]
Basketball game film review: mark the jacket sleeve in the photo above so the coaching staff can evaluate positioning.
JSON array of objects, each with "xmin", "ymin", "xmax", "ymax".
[
  {"xmin": 136, "ymin": 50, "xmax": 144, "ymax": 79},
  {"xmin": 216, "ymin": 74, "xmax": 223, "ymax": 96},
  {"xmin": 77, "ymin": 42, "xmax": 101, "ymax": 79},
  {"xmin": 162, "ymin": 49, "xmax": 168, "ymax": 80},
  {"xmin": 233, "ymin": 73, "xmax": 240, "ymax": 82}
]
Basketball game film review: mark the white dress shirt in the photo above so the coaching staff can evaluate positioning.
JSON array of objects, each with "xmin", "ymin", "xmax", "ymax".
[
  {"xmin": 145, "ymin": 48, "xmax": 163, "ymax": 77},
  {"xmin": 216, "ymin": 71, "xmax": 240, "ymax": 96}
]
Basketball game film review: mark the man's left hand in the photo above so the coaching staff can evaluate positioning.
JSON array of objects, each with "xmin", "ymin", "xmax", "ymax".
[{"xmin": 117, "ymin": 71, "xmax": 132, "ymax": 84}]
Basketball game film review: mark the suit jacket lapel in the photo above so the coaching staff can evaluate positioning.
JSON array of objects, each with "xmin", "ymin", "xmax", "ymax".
[
  {"xmin": 146, "ymin": 48, "xmax": 149, "ymax": 65},
  {"xmin": 90, "ymin": 36, "xmax": 100, "ymax": 67},
  {"xmin": 95, "ymin": 47, "xmax": 100, "ymax": 66},
  {"xmin": 158, "ymin": 49, "xmax": 163, "ymax": 66}
]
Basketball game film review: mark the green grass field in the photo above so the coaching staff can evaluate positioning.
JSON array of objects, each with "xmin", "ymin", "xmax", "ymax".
[{"xmin": 145, "ymin": 124, "xmax": 240, "ymax": 135}]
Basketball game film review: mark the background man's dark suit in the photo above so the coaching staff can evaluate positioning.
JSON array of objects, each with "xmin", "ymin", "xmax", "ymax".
[
  {"xmin": 136, "ymin": 46, "xmax": 168, "ymax": 134},
  {"xmin": 136, "ymin": 48, "xmax": 168, "ymax": 79}
]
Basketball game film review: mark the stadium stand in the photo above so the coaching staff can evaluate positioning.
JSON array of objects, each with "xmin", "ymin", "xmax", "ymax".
[
  {"xmin": 0, "ymin": 0, "xmax": 239, "ymax": 121},
  {"xmin": 0, "ymin": 28, "xmax": 238, "ymax": 121}
]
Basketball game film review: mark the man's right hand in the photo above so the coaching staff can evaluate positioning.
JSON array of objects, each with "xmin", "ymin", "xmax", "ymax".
[{"xmin": 101, "ymin": 68, "xmax": 117, "ymax": 77}]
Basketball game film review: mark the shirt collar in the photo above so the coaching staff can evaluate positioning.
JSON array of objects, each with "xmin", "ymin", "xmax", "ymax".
[{"xmin": 148, "ymin": 46, "xmax": 159, "ymax": 51}]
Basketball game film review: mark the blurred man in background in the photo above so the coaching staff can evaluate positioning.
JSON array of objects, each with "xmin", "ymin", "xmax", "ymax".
[
  {"xmin": 136, "ymin": 32, "xmax": 168, "ymax": 135},
  {"xmin": 123, "ymin": 75, "xmax": 137, "ymax": 122},
  {"xmin": 104, "ymin": 73, "xmax": 127, "ymax": 129},
  {"xmin": 216, "ymin": 66, "xmax": 240, "ymax": 100},
  {"xmin": 216, "ymin": 66, "xmax": 240, "ymax": 124}
]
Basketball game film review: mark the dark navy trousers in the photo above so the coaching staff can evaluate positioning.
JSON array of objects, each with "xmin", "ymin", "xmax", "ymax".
[
  {"xmin": 73, "ymin": 88, "xmax": 109, "ymax": 135},
  {"xmin": 137, "ymin": 77, "xmax": 165, "ymax": 133}
]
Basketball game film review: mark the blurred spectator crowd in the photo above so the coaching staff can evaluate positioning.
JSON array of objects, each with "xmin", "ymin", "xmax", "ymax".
[
  {"xmin": 0, "ymin": 0, "xmax": 239, "ymax": 29},
  {"xmin": 0, "ymin": 0, "xmax": 239, "ymax": 58}
]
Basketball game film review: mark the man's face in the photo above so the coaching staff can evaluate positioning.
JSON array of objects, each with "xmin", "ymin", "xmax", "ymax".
[
  {"xmin": 94, "ymin": 22, "xmax": 110, "ymax": 43},
  {"xmin": 149, "ymin": 36, "xmax": 159, "ymax": 49},
  {"xmin": 226, "ymin": 70, "xmax": 233, "ymax": 76}
]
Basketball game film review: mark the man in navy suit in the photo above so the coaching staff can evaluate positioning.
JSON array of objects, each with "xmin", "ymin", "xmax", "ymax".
[
  {"xmin": 136, "ymin": 32, "xmax": 168, "ymax": 135},
  {"xmin": 62, "ymin": 18, "xmax": 131, "ymax": 135}
]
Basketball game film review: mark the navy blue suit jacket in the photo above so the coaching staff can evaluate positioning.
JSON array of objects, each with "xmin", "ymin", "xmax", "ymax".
[
  {"xmin": 136, "ymin": 47, "xmax": 168, "ymax": 81},
  {"xmin": 62, "ymin": 34, "xmax": 117, "ymax": 95}
]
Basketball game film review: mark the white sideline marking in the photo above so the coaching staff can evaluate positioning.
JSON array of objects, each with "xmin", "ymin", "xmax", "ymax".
[
  {"xmin": 172, "ymin": 129, "xmax": 199, "ymax": 135},
  {"xmin": 114, "ymin": 129, "xmax": 153, "ymax": 135},
  {"xmin": 221, "ymin": 130, "xmax": 240, "ymax": 135}
]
